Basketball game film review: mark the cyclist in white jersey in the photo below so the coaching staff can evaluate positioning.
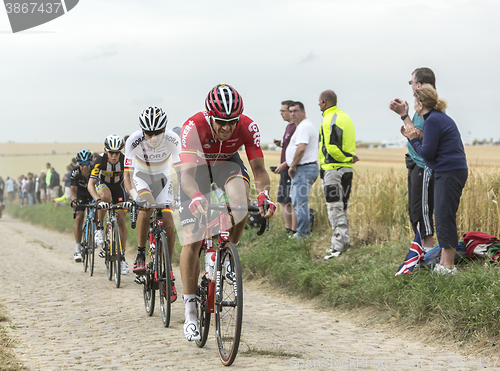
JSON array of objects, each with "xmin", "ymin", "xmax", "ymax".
[{"xmin": 124, "ymin": 106, "xmax": 181, "ymax": 300}]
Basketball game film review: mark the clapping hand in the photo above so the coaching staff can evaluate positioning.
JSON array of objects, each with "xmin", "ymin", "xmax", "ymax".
[
  {"xmin": 403, "ymin": 126, "xmax": 422, "ymax": 141},
  {"xmin": 389, "ymin": 98, "xmax": 408, "ymax": 116}
]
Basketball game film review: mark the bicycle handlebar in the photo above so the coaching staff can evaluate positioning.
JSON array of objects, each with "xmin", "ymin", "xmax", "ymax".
[
  {"xmin": 257, "ymin": 201, "xmax": 270, "ymax": 236},
  {"xmin": 72, "ymin": 203, "xmax": 98, "ymax": 219},
  {"xmin": 129, "ymin": 200, "xmax": 176, "ymax": 230},
  {"xmin": 191, "ymin": 202, "xmax": 269, "ymax": 235},
  {"xmin": 134, "ymin": 200, "xmax": 175, "ymax": 209}
]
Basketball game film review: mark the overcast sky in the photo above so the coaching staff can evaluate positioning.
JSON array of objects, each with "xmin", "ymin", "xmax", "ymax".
[{"xmin": 1, "ymin": 0, "xmax": 499, "ymax": 145}]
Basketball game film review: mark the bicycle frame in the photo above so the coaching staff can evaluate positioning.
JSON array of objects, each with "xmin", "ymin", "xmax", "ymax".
[
  {"xmin": 131, "ymin": 202, "xmax": 174, "ymax": 327},
  {"xmin": 83, "ymin": 206, "xmax": 96, "ymax": 245},
  {"xmin": 103, "ymin": 204, "xmax": 127, "ymax": 288},
  {"xmin": 106, "ymin": 207, "xmax": 123, "ymax": 257},
  {"xmin": 73, "ymin": 203, "xmax": 98, "ymax": 273},
  {"xmin": 197, "ymin": 202, "xmax": 265, "ymax": 313},
  {"xmin": 194, "ymin": 200, "xmax": 267, "ymax": 365},
  {"xmin": 204, "ymin": 207, "xmax": 230, "ymax": 314}
]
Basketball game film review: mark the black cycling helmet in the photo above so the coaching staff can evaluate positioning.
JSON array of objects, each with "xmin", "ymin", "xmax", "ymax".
[{"xmin": 205, "ymin": 84, "xmax": 243, "ymax": 119}]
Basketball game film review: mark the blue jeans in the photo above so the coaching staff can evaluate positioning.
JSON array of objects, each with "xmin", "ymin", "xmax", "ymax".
[
  {"xmin": 27, "ymin": 193, "xmax": 34, "ymax": 207},
  {"xmin": 291, "ymin": 163, "xmax": 319, "ymax": 238}
]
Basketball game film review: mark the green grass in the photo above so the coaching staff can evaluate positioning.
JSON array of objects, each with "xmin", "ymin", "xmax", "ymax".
[
  {"xmin": 5, "ymin": 202, "xmax": 500, "ymax": 353},
  {"xmin": 0, "ymin": 305, "xmax": 28, "ymax": 371},
  {"xmin": 239, "ymin": 225, "xmax": 500, "ymax": 351}
]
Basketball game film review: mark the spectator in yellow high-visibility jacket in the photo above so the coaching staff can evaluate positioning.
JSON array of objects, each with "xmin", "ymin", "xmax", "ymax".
[{"xmin": 318, "ymin": 90, "xmax": 358, "ymax": 260}]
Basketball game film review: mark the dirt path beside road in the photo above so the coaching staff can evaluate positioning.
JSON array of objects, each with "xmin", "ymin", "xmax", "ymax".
[{"xmin": 0, "ymin": 216, "xmax": 488, "ymax": 370}]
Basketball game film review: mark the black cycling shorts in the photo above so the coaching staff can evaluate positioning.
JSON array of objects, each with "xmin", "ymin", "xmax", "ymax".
[
  {"xmin": 75, "ymin": 187, "xmax": 93, "ymax": 212},
  {"xmin": 96, "ymin": 182, "xmax": 126, "ymax": 204},
  {"xmin": 179, "ymin": 152, "xmax": 249, "ymax": 227}
]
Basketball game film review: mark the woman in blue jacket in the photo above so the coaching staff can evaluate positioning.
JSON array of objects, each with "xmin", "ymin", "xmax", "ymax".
[{"xmin": 403, "ymin": 84, "xmax": 468, "ymax": 275}]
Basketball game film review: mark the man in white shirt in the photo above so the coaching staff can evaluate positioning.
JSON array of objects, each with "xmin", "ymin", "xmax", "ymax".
[{"xmin": 286, "ymin": 101, "xmax": 319, "ymax": 238}]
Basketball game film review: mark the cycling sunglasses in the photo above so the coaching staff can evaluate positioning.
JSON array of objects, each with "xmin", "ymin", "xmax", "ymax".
[
  {"xmin": 107, "ymin": 151, "xmax": 121, "ymax": 155},
  {"xmin": 79, "ymin": 161, "xmax": 92, "ymax": 166},
  {"xmin": 143, "ymin": 129, "xmax": 165, "ymax": 137},
  {"xmin": 213, "ymin": 116, "xmax": 240, "ymax": 126}
]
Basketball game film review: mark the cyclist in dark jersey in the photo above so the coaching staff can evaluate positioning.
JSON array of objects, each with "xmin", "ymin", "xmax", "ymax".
[
  {"xmin": 70, "ymin": 150, "xmax": 94, "ymax": 262},
  {"xmin": 179, "ymin": 84, "xmax": 276, "ymax": 341},
  {"xmin": 88, "ymin": 134, "xmax": 130, "ymax": 275}
]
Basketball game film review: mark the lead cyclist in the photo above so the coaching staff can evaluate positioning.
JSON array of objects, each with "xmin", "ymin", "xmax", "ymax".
[{"xmin": 178, "ymin": 84, "xmax": 276, "ymax": 341}]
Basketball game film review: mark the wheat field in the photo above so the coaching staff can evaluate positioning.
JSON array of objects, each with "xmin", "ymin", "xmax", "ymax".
[
  {"xmin": 2, "ymin": 143, "xmax": 499, "ymax": 241},
  {"xmin": 262, "ymin": 145, "xmax": 500, "ymax": 244}
]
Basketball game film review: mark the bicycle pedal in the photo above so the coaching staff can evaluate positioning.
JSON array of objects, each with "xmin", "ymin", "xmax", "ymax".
[{"xmin": 134, "ymin": 275, "xmax": 145, "ymax": 285}]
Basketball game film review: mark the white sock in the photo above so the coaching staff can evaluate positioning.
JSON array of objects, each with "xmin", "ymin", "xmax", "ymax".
[
  {"xmin": 76, "ymin": 243, "xmax": 82, "ymax": 253},
  {"xmin": 183, "ymin": 294, "xmax": 197, "ymax": 323}
]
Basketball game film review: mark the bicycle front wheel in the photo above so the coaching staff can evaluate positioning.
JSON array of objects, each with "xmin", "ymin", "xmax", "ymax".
[
  {"xmin": 105, "ymin": 223, "xmax": 113, "ymax": 281},
  {"xmin": 158, "ymin": 232, "xmax": 171, "ymax": 327},
  {"xmin": 214, "ymin": 242, "xmax": 243, "ymax": 366},
  {"xmin": 112, "ymin": 220, "xmax": 121, "ymax": 288},
  {"xmin": 89, "ymin": 220, "xmax": 95, "ymax": 277},
  {"xmin": 82, "ymin": 225, "xmax": 89, "ymax": 272}
]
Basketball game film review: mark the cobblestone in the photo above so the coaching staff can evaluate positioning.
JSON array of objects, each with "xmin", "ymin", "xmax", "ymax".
[{"xmin": 0, "ymin": 217, "xmax": 486, "ymax": 370}]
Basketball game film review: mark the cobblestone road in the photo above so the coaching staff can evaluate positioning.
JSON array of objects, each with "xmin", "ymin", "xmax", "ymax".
[{"xmin": 0, "ymin": 217, "xmax": 489, "ymax": 370}]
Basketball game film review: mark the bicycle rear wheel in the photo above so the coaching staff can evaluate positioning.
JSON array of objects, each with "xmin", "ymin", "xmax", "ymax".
[
  {"xmin": 158, "ymin": 233, "xmax": 171, "ymax": 327},
  {"xmin": 112, "ymin": 220, "xmax": 121, "ymax": 288},
  {"xmin": 144, "ymin": 262, "xmax": 155, "ymax": 316},
  {"xmin": 214, "ymin": 242, "xmax": 243, "ymax": 366},
  {"xmin": 195, "ymin": 274, "xmax": 211, "ymax": 348}
]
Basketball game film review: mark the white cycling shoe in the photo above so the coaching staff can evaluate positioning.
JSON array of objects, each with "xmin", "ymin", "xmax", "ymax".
[
  {"xmin": 183, "ymin": 320, "xmax": 201, "ymax": 341},
  {"xmin": 94, "ymin": 229, "xmax": 104, "ymax": 245},
  {"xmin": 121, "ymin": 260, "xmax": 129, "ymax": 275},
  {"xmin": 74, "ymin": 251, "xmax": 82, "ymax": 262}
]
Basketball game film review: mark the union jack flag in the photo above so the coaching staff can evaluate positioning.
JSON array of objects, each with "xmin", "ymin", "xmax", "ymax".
[{"xmin": 395, "ymin": 228, "xmax": 425, "ymax": 276}]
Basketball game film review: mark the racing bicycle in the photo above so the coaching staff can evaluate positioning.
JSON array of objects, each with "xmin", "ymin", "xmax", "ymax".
[
  {"xmin": 73, "ymin": 202, "xmax": 98, "ymax": 276},
  {"xmin": 192, "ymin": 189, "xmax": 268, "ymax": 366},
  {"xmin": 103, "ymin": 204, "xmax": 128, "ymax": 288},
  {"xmin": 132, "ymin": 202, "xmax": 175, "ymax": 328}
]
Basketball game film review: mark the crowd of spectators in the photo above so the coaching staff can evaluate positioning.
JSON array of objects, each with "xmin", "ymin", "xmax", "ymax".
[{"xmin": 1, "ymin": 161, "xmax": 72, "ymax": 207}]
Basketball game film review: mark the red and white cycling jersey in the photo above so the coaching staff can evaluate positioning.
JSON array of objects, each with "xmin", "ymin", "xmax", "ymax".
[{"xmin": 180, "ymin": 111, "xmax": 263, "ymax": 165}]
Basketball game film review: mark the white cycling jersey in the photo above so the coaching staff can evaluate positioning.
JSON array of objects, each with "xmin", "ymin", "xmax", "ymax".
[{"xmin": 124, "ymin": 129, "xmax": 181, "ymax": 203}]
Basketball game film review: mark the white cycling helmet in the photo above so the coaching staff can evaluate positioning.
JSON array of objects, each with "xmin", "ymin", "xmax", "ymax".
[
  {"xmin": 104, "ymin": 134, "xmax": 124, "ymax": 151},
  {"xmin": 139, "ymin": 106, "xmax": 168, "ymax": 131}
]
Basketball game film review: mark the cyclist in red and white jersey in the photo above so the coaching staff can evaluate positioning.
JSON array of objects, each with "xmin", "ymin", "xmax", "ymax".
[
  {"xmin": 179, "ymin": 84, "xmax": 276, "ymax": 341},
  {"xmin": 123, "ymin": 106, "xmax": 181, "ymax": 299}
]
